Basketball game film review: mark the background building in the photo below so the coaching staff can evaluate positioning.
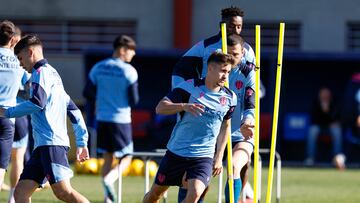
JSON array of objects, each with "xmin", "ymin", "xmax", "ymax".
[{"xmin": 1, "ymin": 0, "xmax": 359, "ymax": 161}]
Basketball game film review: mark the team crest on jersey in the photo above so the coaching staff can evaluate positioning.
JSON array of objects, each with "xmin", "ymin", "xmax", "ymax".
[
  {"xmin": 157, "ymin": 173, "xmax": 165, "ymax": 183},
  {"xmin": 219, "ymin": 96, "xmax": 227, "ymax": 106},
  {"xmin": 235, "ymin": 80, "xmax": 243, "ymax": 90},
  {"xmin": 186, "ymin": 79, "xmax": 193, "ymax": 83}
]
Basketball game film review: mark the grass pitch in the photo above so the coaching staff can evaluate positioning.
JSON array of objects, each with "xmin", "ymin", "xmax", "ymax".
[{"xmin": 1, "ymin": 167, "xmax": 360, "ymax": 202}]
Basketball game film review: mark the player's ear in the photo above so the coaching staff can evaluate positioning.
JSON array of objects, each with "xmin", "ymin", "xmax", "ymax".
[
  {"xmin": 207, "ymin": 63, "xmax": 213, "ymax": 73},
  {"xmin": 27, "ymin": 47, "xmax": 33, "ymax": 57}
]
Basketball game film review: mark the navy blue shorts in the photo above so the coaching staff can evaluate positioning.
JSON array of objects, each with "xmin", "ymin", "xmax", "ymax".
[
  {"xmin": 0, "ymin": 118, "xmax": 15, "ymax": 169},
  {"xmin": 20, "ymin": 146, "xmax": 73, "ymax": 185},
  {"xmin": 14, "ymin": 116, "xmax": 29, "ymax": 142},
  {"xmin": 155, "ymin": 150, "xmax": 213, "ymax": 187},
  {"xmin": 97, "ymin": 121, "xmax": 133, "ymax": 157}
]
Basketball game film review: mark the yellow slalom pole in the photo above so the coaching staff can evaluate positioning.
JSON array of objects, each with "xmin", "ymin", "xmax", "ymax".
[
  {"xmin": 221, "ymin": 22, "xmax": 234, "ymax": 203},
  {"xmin": 265, "ymin": 22, "xmax": 285, "ymax": 203},
  {"xmin": 253, "ymin": 25, "xmax": 261, "ymax": 203}
]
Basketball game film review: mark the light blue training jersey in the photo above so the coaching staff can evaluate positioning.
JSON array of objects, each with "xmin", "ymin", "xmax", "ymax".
[
  {"xmin": 89, "ymin": 58, "xmax": 138, "ymax": 124},
  {"xmin": 228, "ymin": 62, "xmax": 256, "ymax": 142},
  {"xmin": 0, "ymin": 47, "xmax": 29, "ymax": 111},
  {"xmin": 172, "ymin": 33, "xmax": 255, "ymax": 88},
  {"xmin": 5, "ymin": 59, "xmax": 88, "ymax": 149},
  {"xmin": 166, "ymin": 78, "xmax": 237, "ymax": 158}
]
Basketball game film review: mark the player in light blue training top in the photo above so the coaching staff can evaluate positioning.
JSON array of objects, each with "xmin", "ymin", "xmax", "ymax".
[
  {"xmin": 173, "ymin": 8, "xmax": 259, "ymax": 200},
  {"xmin": 0, "ymin": 35, "xmax": 90, "ymax": 203},
  {"xmin": 83, "ymin": 35, "xmax": 139, "ymax": 203},
  {"xmin": 143, "ymin": 52, "xmax": 237, "ymax": 203},
  {"xmin": 177, "ymin": 34, "xmax": 257, "ymax": 203},
  {"xmin": 0, "ymin": 20, "xmax": 30, "ymax": 192},
  {"xmin": 5, "ymin": 25, "xmax": 33, "ymax": 203},
  {"xmin": 225, "ymin": 34, "xmax": 256, "ymax": 203},
  {"xmin": 171, "ymin": 6, "xmax": 255, "ymax": 89}
]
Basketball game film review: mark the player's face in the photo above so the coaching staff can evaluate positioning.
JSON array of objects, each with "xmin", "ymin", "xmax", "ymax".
[
  {"xmin": 228, "ymin": 43, "xmax": 244, "ymax": 66},
  {"xmin": 121, "ymin": 48, "xmax": 136, "ymax": 63},
  {"xmin": 209, "ymin": 63, "xmax": 232, "ymax": 87},
  {"xmin": 226, "ymin": 16, "xmax": 243, "ymax": 35},
  {"xmin": 16, "ymin": 48, "xmax": 33, "ymax": 72}
]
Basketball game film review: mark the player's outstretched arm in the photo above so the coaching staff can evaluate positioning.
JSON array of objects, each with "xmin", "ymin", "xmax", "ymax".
[
  {"xmin": 2, "ymin": 100, "xmax": 42, "ymax": 118},
  {"xmin": 155, "ymin": 97, "xmax": 204, "ymax": 116},
  {"xmin": 213, "ymin": 119, "xmax": 231, "ymax": 177}
]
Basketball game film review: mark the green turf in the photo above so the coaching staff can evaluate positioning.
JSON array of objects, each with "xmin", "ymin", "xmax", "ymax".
[{"xmin": 1, "ymin": 167, "xmax": 360, "ymax": 202}]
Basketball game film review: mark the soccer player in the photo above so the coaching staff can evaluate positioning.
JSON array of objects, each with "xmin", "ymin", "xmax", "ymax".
[
  {"xmin": 225, "ymin": 34, "xmax": 256, "ymax": 203},
  {"xmin": 7, "ymin": 25, "xmax": 32, "ymax": 203},
  {"xmin": 142, "ymin": 52, "xmax": 237, "ymax": 203},
  {"xmin": 0, "ymin": 35, "xmax": 90, "ymax": 203},
  {"xmin": 172, "ymin": 8, "xmax": 258, "ymax": 200},
  {"xmin": 177, "ymin": 34, "xmax": 256, "ymax": 203},
  {"xmin": 0, "ymin": 20, "xmax": 29, "ymax": 192},
  {"xmin": 171, "ymin": 6, "xmax": 255, "ymax": 89},
  {"xmin": 83, "ymin": 35, "xmax": 139, "ymax": 203}
]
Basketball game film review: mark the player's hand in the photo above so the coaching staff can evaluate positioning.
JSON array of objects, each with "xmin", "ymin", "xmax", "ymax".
[
  {"xmin": 212, "ymin": 157, "xmax": 223, "ymax": 177},
  {"xmin": 0, "ymin": 108, "xmax": 6, "ymax": 118},
  {"xmin": 357, "ymin": 115, "xmax": 360, "ymax": 127},
  {"xmin": 76, "ymin": 146, "xmax": 90, "ymax": 163},
  {"xmin": 183, "ymin": 103, "xmax": 205, "ymax": 116},
  {"xmin": 240, "ymin": 118, "xmax": 255, "ymax": 139}
]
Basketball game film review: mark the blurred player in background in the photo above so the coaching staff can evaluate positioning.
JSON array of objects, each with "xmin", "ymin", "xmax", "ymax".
[
  {"xmin": 143, "ymin": 52, "xmax": 237, "ymax": 203},
  {"xmin": 0, "ymin": 35, "xmax": 90, "ymax": 203},
  {"xmin": 83, "ymin": 35, "xmax": 139, "ymax": 203},
  {"xmin": 6, "ymin": 25, "xmax": 32, "ymax": 203},
  {"xmin": 0, "ymin": 20, "xmax": 30, "ymax": 193}
]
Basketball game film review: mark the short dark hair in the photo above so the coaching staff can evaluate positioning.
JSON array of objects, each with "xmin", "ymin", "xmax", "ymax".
[
  {"xmin": 207, "ymin": 52, "xmax": 236, "ymax": 67},
  {"xmin": 14, "ymin": 35, "xmax": 42, "ymax": 55},
  {"xmin": 227, "ymin": 34, "xmax": 244, "ymax": 47},
  {"xmin": 113, "ymin": 35, "xmax": 136, "ymax": 50},
  {"xmin": 0, "ymin": 20, "xmax": 16, "ymax": 46},
  {"xmin": 221, "ymin": 6, "xmax": 244, "ymax": 20}
]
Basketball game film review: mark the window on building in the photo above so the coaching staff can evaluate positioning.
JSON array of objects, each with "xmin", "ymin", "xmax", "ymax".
[
  {"xmin": 241, "ymin": 22, "xmax": 301, "ymax": 51},
  {"xmin": 12, "ymin": 20, "xmax": 137, "ymax": 53},
  {"xmin": 348, "ymin": 22, "xmax": 360, "ymax": 51}
]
